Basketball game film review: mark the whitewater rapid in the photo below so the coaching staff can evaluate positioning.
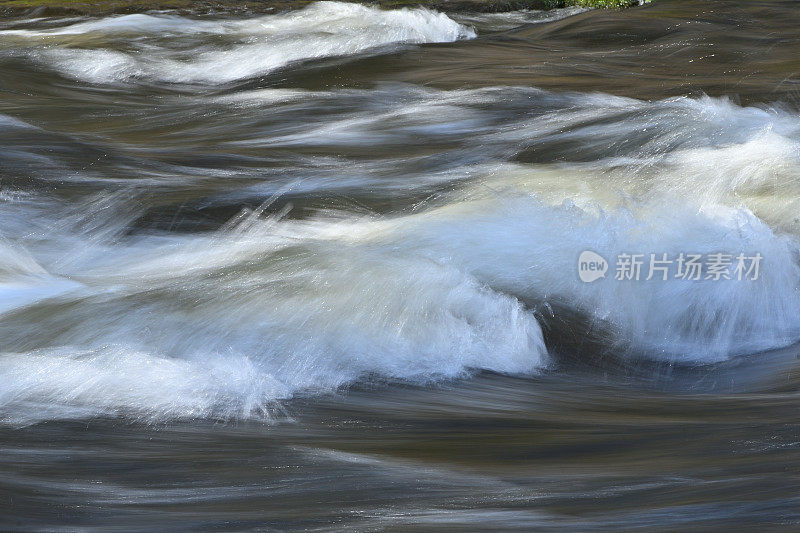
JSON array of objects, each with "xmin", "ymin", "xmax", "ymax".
[
  {"xmin": 1, "ymin": 4, "xmax": 800, "ymax": 425},
  {"xmin": 0, "ymin": 2, "xmax": 475, "ymax": 84}
]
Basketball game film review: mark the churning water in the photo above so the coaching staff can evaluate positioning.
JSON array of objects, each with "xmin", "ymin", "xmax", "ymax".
[{"xmin": 0, "ymin": 1, "xmax": 799, "ymax": 530}]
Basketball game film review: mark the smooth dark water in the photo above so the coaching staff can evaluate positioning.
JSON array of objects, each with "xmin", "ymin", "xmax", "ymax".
[{"xmin": 1, "ymin": 1, "xmax": 799, "ymax": 530}]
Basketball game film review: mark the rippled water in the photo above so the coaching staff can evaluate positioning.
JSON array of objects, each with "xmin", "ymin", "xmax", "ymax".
[{"xmin": 1, "ymin": 0, "xmax": 799, "ymax": 530}]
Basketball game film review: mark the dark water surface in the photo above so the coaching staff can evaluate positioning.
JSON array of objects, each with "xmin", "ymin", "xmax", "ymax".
[{"xmin": 1, "ymin": 0, "xmax": 799, "ymax": 530}]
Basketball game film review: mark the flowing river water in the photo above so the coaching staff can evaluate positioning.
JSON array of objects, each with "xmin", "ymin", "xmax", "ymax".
[{"xmin": 0, "ymin": 0, "xmax": 799, "ymax": 530}]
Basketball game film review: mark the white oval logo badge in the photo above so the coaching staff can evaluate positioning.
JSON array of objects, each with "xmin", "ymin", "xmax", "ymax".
[{"xmin": 578, "ymin": 251, "xmax": 608, "ymax": 283}]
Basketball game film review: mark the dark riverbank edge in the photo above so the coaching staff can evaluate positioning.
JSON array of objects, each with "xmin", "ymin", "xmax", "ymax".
[{"xmin": 0, "ymin": 0, "xmax": 638, "ymax": 19}]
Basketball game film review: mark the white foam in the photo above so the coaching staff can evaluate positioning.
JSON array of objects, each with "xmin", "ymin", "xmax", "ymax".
[
  {"xmin": 2, "ymin": 86, "xmax": 800, "ymax": 423},
  {"xmin": 390, "ymin": 193, "xmax": 800, "ymax": 362},
  {"xmin": 0, "ymin": 209, "xmax": 547, "ymax": 424},
  {"xmin": 1, "ymin": 3, "xmax": 475, "ymax": 84},
  {"xmin": 1, "ymin": 13, "xmax": 217, "ymax": 36},
  {"xmin": 0, "ymin": 346, "xmax": 290, "ymax": 424}
]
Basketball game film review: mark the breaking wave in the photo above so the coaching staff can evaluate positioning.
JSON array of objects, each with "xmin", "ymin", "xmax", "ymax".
[{"xmin": 0, "ymin": 2, "xmax": 475, "ymax": 84}]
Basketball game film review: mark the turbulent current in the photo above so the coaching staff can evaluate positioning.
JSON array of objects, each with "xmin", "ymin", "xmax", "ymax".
[{"xmin": 0, "ymin": 1, "xmax": 799, "ymax": 530}]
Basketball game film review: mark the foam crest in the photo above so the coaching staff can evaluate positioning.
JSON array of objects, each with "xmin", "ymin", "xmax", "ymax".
[
  {"xmin": 2, "ymin": 85, "xmax": 800, "ymax": 423},
  {"xmin": 386, "ymin": 192, "xmax": 800, "ymax": 362},
  {"xmin": 0, "ymin": 212, "xmax": 547, "ymax": 424},
  {"xmin": 1, "ymin": 3, "xmax": 475, "ymax": 84}
]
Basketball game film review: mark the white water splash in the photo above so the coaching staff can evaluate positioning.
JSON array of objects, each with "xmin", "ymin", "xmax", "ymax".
[
  {"xmin": 1, "ymin": 2, "xmax": 475, "ymax": 84},
  {"xmin": 2, "ymin": 85, "xmax": 800, "ymax": 424}
]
